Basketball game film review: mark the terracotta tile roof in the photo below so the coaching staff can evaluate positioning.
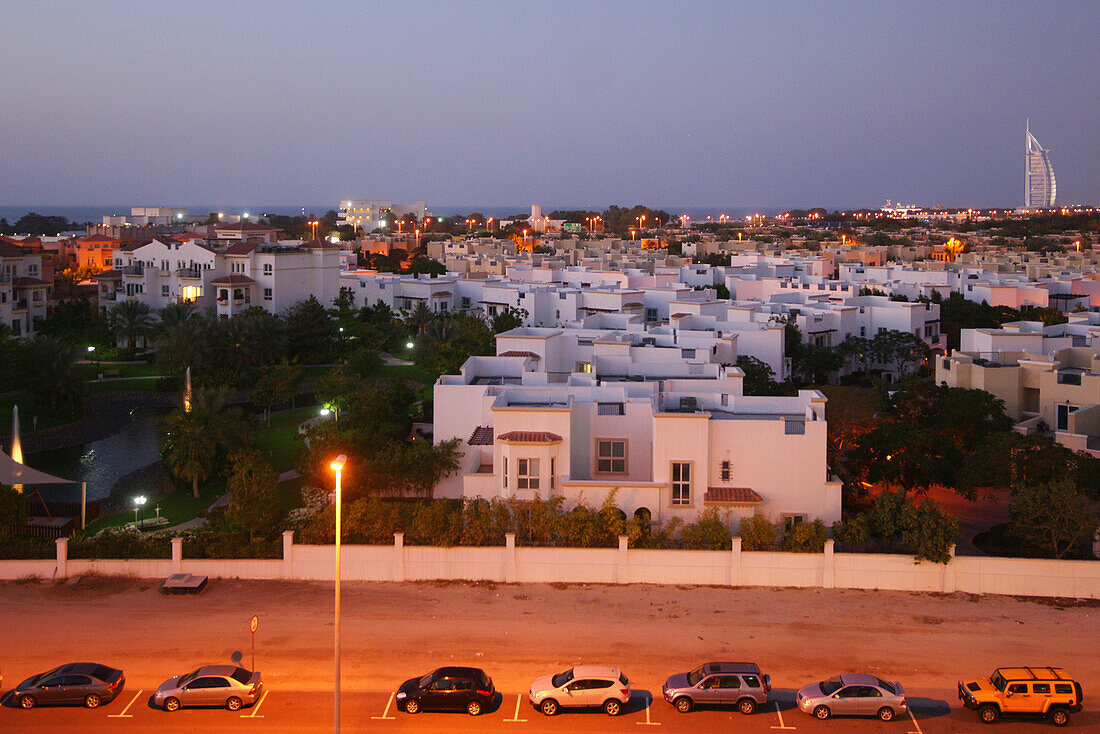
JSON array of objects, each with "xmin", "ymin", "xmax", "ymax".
[
  {"xmin": 0, "ymin": 242, "xmax": 26, "ymax": 258},
  {"xmin": 224, "ymin": 242, "xmax": 258, "ymax": 255},
  {"xmin": 13, "ymin": 277, "xmax": 48, "ymax": 287},
  {"xmin": 431, "ymin": 291, "xmax": 452, "ymax": 297},
  {"xmin": 704, "ymin": 487, "xmax": 764, "ymax": 505},
  {"xmin": 498, "ymin": 350, "xmax": 540, "ymax": 358},
  {"xmin": 497, "ymin": 431, "xmax": 562, "ymax": 443},
  {"xmin": 671, "ymin": 312, "xmax": 691, "ymax": 318},
  {"xmin": 210, "ymin": 274, "xmax": 256, "ymax": 285},
  {"xmin": 468, "ymin": 426, "xmax": 494, "ymax": 445},
  {"xmin": 624, "ymin": 301, "xmax": 644, "ymax": 307}
]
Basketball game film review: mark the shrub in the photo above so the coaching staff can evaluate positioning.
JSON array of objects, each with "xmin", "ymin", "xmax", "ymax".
[
  {"xmin": 738, "ymin": 514, "xmax": 778, "ymax": 550},
  {"xmin": 680, "ymin": 508, "xmax": 732, "ymax": 550},
  {"xmin": 783, "ymin": 519, "xmax": 827, "ymax": 552},
  {"xmin": 831, "ymin": 516, "xmax": 869, "ymax": 550}
]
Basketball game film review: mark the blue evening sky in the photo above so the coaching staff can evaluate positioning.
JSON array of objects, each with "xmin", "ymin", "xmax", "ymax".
[{"xmin": 0, "ymin": 0, "xmax": 1096, "ymax": 210}]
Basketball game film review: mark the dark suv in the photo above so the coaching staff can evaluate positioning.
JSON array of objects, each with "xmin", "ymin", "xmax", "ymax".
[
  {"xmin": 396, "ymin": 667, "xmax": 495, "ymax": 716},
  {"xmin": 663, "ymin": 661, "xmax": 771, "ymax": 714}
]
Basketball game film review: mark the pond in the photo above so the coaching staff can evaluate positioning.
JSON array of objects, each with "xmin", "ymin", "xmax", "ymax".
[{"xmin": 24, "ymin": 408, "xmax": 165, "ymax": 502}]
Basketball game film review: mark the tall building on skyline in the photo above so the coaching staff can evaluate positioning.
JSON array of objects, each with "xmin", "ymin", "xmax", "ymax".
[{"xmin": 1024, "ymin": 120, "xmax": 1056, "ymax": 209}]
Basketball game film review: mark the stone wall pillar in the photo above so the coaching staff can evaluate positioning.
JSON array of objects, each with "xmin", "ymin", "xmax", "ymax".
[
  {"xmin": 171, "ymin": 537, "xmax": 184, "ymax": 574},
  {"xmin": 282, "ymin": 531, "xmax": 295, "ymax": 579},
  {"xmin": 504, "ymin": 533, "xmax": 517, "ymax": 583},
  {"xmin": 616, "ymin": 535, "xmax": 629, "ymax": 584},
  {"xmin": 55, "ymin": 537, "xmax": 68, "ymax": 579},
  {"xmin": 823, "ymin": 539, "xmax": 835, "ymax": 589},
  {"xmin": 394, "ymin": 533, "xmax": 406, "ymax": 582},
  {"xmin": 730, "ymin": 537, "xmax": 742, "ymax": 587},
  {"xmin": 942, "ymin": 544, "xmax": 957, "ymax": 593}
]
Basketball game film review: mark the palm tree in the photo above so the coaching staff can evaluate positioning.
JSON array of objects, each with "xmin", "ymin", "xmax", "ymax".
[
  {"xmin": 108, "ymin": 301, "xmax": 155, "ymax": 353},
  {"xmin": 157, "ymin": 302, "xmax": 196, "ymax": 332},
  {"xmin": 29, "ymin": 338, "xmax": 85, "ymax": 417},
  {"xmin": 403, "ymin": 302, "xmax": 433, "ymax": 336},
  {"xmin": 161, "ymin": 387, "xmax": 250, "ymax": 498},
  {"xmin": 155, "ymin": 318, "xmax": 209, "ymax": 374}
]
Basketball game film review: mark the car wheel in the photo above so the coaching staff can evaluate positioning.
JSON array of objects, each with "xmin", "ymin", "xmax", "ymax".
[
  {"xmin": 226, "ymin": 697, "xmax": 243, "ymax": 711},
  {"xmin": 1050, "ymin": 707, "xmax": 1070, "ymax": 727},
  {"xmin": 19, "ymin": 695, "xmax": 36, "ymax": 710},
  {"xmin": 814, "ymin": 705, "xmax": 831, "ymax": 720},
  {"xmin": 540, "ymin": 699, "xmax": 558, "ymax": 716},
  {"xmin": 738, "ymin": 698, "xmax": 757, "ymax": 715},
  {"xmin": 674, "ymin": 696, "xmax": 693, "ymax": 713},
  {"xmin": 978, "ymin": 704, "xmax": 998, "ymax": 723},
  {"xmin": 604, "ymin": 699, "xmax": 622, "ymax": 716},
  {"xmin": 404, "ymin": 699, "xmax": 420, "ymax": 715},
  {"xmin": 85, "ymin": 693, "xmax": 102, "ymax": 709},
  {"xmin": 878, "ymin": 706, "xmax": 895, "ymax": 721},
  {"xmin": 164, "ymin": 697, "xmax": 180, "ymax": 712},
  {"xmin": 467, "ymin": 700, "xmax": 482, "ymax": 716}
]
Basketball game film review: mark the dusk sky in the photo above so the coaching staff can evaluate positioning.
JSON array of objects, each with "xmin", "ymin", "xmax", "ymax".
[{"xmin": 1, "ymin": 0, "xmax": 1097, "ymax": 210}]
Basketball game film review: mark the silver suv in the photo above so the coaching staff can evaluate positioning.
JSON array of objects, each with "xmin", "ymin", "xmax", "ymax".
[
  {"xmin": 663, "ymin": 662, "xmax": 770, "ymax": 714},
  {"xmin": 529, "ymin": 665, "xmax": 631, "ymax": 716}
]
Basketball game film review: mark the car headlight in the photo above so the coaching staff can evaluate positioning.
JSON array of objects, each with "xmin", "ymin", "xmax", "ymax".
[{"xmin": 396, "ymin": 692, "xmax": 406, "ymax": 699}]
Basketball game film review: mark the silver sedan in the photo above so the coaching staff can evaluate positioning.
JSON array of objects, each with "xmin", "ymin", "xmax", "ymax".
[
  {"xmin": 797, "ymin": 673, "xmax": 906, "ymax": 721},
  {"xmin": 153, "ymin": 665, "xmax": 262, "ymax": 712}
]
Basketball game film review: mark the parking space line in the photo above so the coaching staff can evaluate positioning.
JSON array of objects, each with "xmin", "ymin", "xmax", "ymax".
[
  {"xmin": 371, "ymin": 692, "xmax": 397, "ymax": 720},
  {"xmin": 907, "ymin": 704, "xmax": 924, "ymax": 734},
  {"xmin": 504, "ymin": 693, "xmax": 527, "ymax": 723},
  {"xmin": 107, "ymin": 690, "xmax": 143, "ymax": 718},
  {"xmin": 636, "ymin": 692, "xmax": 661, "ymax": 725},
  {"xmin": 770, "ymin": 701, "xmax": 796, "ymax": 730},
  {"xmin": 241, "ymin": 690, "xmax": 269, "ymax": 718}
]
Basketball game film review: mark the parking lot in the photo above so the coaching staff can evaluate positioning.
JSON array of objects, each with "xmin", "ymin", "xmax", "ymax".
[
  {"xmin": 1, "ymin": 578, "xmax": 1097, "ymax": 732},
  {"xmin": 3, "ymin": 686, "xmax": 1097, "ymax": 732}
]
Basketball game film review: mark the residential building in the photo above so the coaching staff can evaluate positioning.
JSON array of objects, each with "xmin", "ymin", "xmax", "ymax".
[{"xmin": 0, "ymin": 241, "xmax": 49, "ymax": 336}]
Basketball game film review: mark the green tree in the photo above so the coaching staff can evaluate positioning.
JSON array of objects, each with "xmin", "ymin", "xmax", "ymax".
[
  {"xmin": 107, "ymin": 301, "xmax": 155, "ymax": 353},
  {"xmin": 1009, "ymin": 479, "xmax": 1098, "ymax": 558},
  {"xmin": 155, "ymin": 318, "xmax": 210, "ymax": 375},
  {"xmin": 738, "ymin": 514, "xmax": 778, "ymax": 550},
  {"xmin": 870, "ymin": 329, "xmax": 931, "ymax": 376},
  {"xmin": 162, "ymin": 388, "xmax": 250, "ymax": 498},
  {"xmin": 793, "ymin": 343, "xmax": 843, "ymax": 384},
  {"xmin": 226, "ymin": 449, "xmax": 284, "ymax": 541},
  {"xmin": 250, "ymin": 362, "xmax": 303, "ymax": 425},
  {"xmin": 491, "ymin": 306, "xmax": 526, "ymax": 333},
  {"xmin": 735, "ymin": 356, "xmax": 780, "ymax": 395},
  {"xmin": 28, "ymin": 338, "xmax": 85, "ymax": 418},
  {"xmin": 0, "ymin": 485, "xmax": 29, "ymax": 534},
  {"xmin": 284, "ymin": 297, "xmax": 336, "ymax": 364}
]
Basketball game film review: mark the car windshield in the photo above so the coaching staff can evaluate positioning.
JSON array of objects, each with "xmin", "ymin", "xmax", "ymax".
[
  {"xmin": 687, "ymin": 665, "xmax": 706, "ymax": 687},
  {"xmin": 552, "ymin": 669, "xmax": 574, "ymax": 688},
  {"xmin": 991, "ymin": 672, "xmax": 1007, "ymax": 692},
  {"xmin": 876, "ymin": 678, "xmax": 896, "ymax": 695},
  {"xmin": 177, "ymin": 669, "xmax": 202, "ymax": 687},
  {"xmin": 820, "ymin": 677, "xmax": 844, "ymax": 695},
  {"xmin": 418, "ymin": 673, "xmax": 434, "ymax": 688}
]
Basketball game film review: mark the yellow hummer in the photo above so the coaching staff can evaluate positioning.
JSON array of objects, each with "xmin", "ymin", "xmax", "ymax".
[{"xmin": 958, "ymin": 667, "xmax": 1083, "ymax": 727}]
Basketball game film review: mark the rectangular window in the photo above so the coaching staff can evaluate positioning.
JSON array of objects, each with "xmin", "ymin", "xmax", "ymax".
[
  {"xmin": 783, "ymin": 514, "xmax": 806, "ymax": 532},
  {"xmin": 503, "ymin": 457, "xmax": 508, "ymax": 488},
  {"xmin": 784, "ymin": 419, "xmax": 805, "ymax": 435},
  {"xmin": 264, "ymin": 288, "xmax": 273, "ymax": 301},
  {"xmin": 576, "ymin": 361, "xmax": 592, "ymax": 373},
  {"xmin": 263, "ymin": 263, "xmax": 272, "ymax": 275},
  {"xmin": 719, "ymin": 460, "xmax": 731, "ymax": 482},
  {"xmin": 1032, "ymin": 684, "xmax": 1050, "ymax": 694},
  {"xmin": 550, "ymin": 458, "xmax": 555, "ymax": 489},
  {"xmin": 161, "ymin": 285, "xmax": 169, "ymax": 297},
  {"xmin": 671, "ymin": 462, "xmax": 691, "ymax": 506},
  {"xmin": 1054, "ymin": 684, "xmax": 1073, "ymax": 694},
  {"xmin": 597, "ymin": 402, "xmax": 624, "ymax": 416},
  {"xmin": 596, "ymin": 440, "xmax": 626, "ymax": 473},
  {"xmin": 517, "ymin": 458, "xmax": 539, "ymax": 490}
]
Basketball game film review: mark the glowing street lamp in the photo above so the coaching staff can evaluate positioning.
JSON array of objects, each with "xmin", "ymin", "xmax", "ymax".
[
  {"xmin": 133, "ymin": 495, "xmax": 147, "ymax": 526},
  {"xmin": 329, "ymin": 454, "xmax": 347, "ymax": 734}
]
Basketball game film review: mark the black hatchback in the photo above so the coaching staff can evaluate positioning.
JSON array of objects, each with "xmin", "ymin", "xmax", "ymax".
[
  {"xmin": 10, "ymin": 662, "xmax": 125, "ymax": 709},
  {"xmin": 396, "ymin": 667, "xmax": 494, "ymax": 716}
]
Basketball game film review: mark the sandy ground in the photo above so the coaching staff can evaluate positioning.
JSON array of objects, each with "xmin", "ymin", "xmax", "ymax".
[{"xmin": 1, "ymin": 577, "xmax": 1097, "ymax": 698}]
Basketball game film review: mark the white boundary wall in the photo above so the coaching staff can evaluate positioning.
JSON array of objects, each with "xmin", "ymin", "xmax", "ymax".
[{"xmin": 0, "ymin": 534, "xmax": 1096, "ymax": 599}]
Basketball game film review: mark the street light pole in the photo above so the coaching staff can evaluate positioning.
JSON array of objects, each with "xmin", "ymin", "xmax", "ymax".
[{"xmin": 330, "ymin": 454, "xmax": 347, "ymax": 734}]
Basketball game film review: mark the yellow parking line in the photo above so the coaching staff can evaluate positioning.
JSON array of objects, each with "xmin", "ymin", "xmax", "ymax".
[{"xmin": 504, "ymin": 693, "xmax": 527, "ymax": 723}]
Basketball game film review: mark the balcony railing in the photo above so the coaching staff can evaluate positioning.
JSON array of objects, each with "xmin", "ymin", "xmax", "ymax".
[{"xmin": 176, "ymin": 267, "xmax": 203, "ymax": 279}]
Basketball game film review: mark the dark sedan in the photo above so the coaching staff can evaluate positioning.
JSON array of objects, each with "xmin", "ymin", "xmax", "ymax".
[
  {"xmin": 10, "ymin": 662, "xmax": 125, "ymax": 709},
  {"xmin": 396, "ymin": 667, "xmax": 495, "ymax": 716}
]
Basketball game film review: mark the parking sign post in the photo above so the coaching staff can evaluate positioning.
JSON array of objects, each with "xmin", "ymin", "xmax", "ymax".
[{"xmin": 250, "ymin": 614, "xmax": 259, "ymax": 672}]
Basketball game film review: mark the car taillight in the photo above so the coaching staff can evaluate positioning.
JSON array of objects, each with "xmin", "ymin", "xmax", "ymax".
[
  {"xmin": 250, "ymin": 682, "xmax": 260, "ymax": 695},
  {"xmin": 477, "ymin": 690, "xmax": 491, "ymax": 697},
  {"xmin": 109, "ymin": 678, "xmax": 121, "ymax": 691},
  {"xmin": 620, "ymin": 688, "xmax": 629, "ymax": 696}
]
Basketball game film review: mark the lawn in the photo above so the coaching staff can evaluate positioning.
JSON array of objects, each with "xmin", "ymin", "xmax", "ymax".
[
  {"xmin": 85, "ymin": 378, "xmax": 162, "ymax": 394},
  {"xmin": 78, "ymin": 362, "xmax": 163, "ymax": 380},
  {"xmin": 379, "ymin": 363, "xmax": 437, "ymax": 386},
  {"xmin": 79, "ymin": 478, "xmax": 227, "ymax": 536},
  {"xmin": 253, "ymin": 406, "xmax": 315, "ymax": 474}
]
